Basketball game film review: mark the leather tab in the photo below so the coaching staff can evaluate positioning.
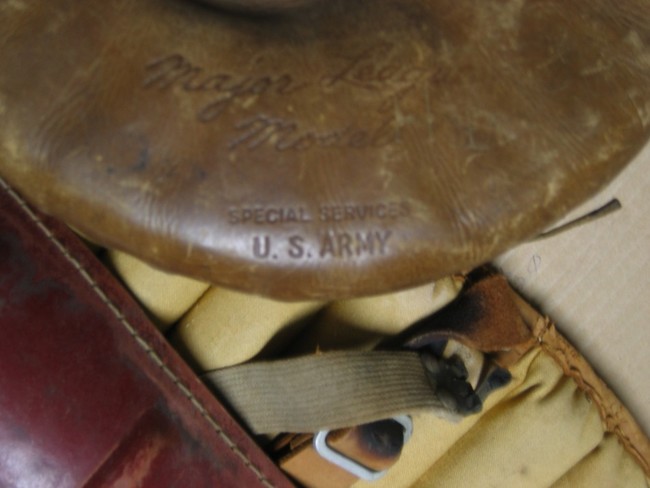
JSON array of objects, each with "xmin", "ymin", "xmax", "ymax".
[{"xmin": 400, "ymin": 272, "xmax": 535, "ymax": 356}]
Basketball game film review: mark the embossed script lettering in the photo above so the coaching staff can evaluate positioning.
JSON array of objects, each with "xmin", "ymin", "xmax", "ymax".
[
  {"xmin": 321, "ymin": 42, "xmax": 444, "ymax": 112},
  {"xmin": 228, "ymin": 115, "xmax": 397, "ymax": 152},
  {"xmin": 143, "ymin": 54, "xmax": 307, "ymax": 122},
  {"xmin": 142, "ymin": 45, "xmax": 454, "ymax": 154},
  {"xmin": 322, "ymin": 42, "xmax": 428, "ymax": 91}
]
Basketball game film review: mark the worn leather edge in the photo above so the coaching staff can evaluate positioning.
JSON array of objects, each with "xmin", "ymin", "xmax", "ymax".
[
  {"xmin": 513, "ymin": 293, "xmax": 650, "ymax": 478},
  {"xmin": 0, "ymin": 176, "xmax": 293, "ymax": 488}
]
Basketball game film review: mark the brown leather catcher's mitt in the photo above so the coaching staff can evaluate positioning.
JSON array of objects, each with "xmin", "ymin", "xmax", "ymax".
[{"xmin": 0, "ymin": 0, "xmax": 649, "ymax": 299}]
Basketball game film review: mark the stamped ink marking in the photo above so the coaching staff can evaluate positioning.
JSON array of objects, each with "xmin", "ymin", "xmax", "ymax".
[
  {"xmin": 319, "ymin": 201, "xmax": 410, "ymax": 223},
  {"xmin": 251, "ymin": 234, "xmax": 308, "ymax": 260},
  {"xmin": 250, "ymin": 230, "xmax": 393, "ymax": 261},
  {"xmin": 253, "ymin": 235, "xmax": 271, "ymax": 258},
  {"xmin": 230, "ymin": 201, "xmax": 409, "ymax": 227},
  {"xmin": 319, "ymin": 230, "xmax": 393, "ymax": 259},
  {"xmin": 240, "ymin": 201, "xmax": 406, "ymax": 261},
  {"xmin": 287, "ymin": 235, "xmax": 307, "ymax": 259},
  {"xmin": 229, "ymin": 206, "xmax": 312, "ymax": 225}
]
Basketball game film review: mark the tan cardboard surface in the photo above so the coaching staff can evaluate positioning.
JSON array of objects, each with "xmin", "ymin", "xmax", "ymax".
[{"xmin": 496, "ymin": 141, "xmax": 650, "ymax": 435}]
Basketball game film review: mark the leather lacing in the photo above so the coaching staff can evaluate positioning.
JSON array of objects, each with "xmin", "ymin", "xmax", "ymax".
[{"xmin": 528, "ymin": 307, "xmax": 650, "ymax": 478}]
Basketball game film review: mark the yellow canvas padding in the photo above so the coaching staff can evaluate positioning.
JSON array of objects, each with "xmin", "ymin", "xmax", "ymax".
[
  {"xmin": 292, "ymin": 276, "xmax": 465, "ymax": 352},
  {"xmin": 410, "ymin": 353, "xmax": 606, "ymax": 488},
  {"xmin": 173, "ymin": 287, "xmax": 324, "ymax": 370},
  {"xmin": 106, "ymin": 251, "xmax": 650, "ymax": 486},
  {"xmin": 552, "ymin": 434, "xmax": 649, "ymax": 487},
  {"xmin": 106, "ymin": 250, "xmax": 210, "ymax": 330},
  {"xmin": 173, "ymin": 277, "xmax": 462, "ymax": 371},
  {"xmin": 352, "ymin": 349, "xmax": 540, "ymax": 488},
  {"xmin": 355, "ymin": 350, "xmax": 648, "ymax": 487}
]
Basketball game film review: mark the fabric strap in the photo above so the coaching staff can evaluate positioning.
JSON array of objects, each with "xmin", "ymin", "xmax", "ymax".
[
  {"xmin": 203, "ymin": 350, "xmax": 469, "ymax": 434},
  {"xmin": 203, "ymin": 274, "xmax": 523, "ymax": 436}
]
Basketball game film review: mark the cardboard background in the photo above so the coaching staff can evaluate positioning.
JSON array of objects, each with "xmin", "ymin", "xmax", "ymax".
[{"xmin": 496, "ymin": 140, "xmax": 650, "ymax": 435}]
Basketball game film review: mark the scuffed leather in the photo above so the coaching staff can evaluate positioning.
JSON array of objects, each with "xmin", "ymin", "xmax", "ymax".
[
  {"xmin": 0, "ymin": 0, "xmax": 649, "ymax": 299},
  {"xmin": 0, "ymin": 179, "xmax": 292, "ymax": 488}
]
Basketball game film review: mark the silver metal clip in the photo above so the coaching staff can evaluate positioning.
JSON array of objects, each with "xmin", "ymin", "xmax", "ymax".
[{"xmin": 313, "ymin": 415, "xmax": 413, "ymax": 481}]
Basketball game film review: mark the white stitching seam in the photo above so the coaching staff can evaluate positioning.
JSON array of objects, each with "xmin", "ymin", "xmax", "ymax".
[{"xmin": 0, "ymin": 178, "xmax": 276, "ymax": 488}]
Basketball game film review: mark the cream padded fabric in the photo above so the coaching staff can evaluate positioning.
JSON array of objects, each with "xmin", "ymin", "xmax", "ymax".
[
  {"xmin": 355, "ymin": 350, "xmax": 649, "ymax": 488},
  {"xmin": 291, "ymin": 276, "xmax": 464, "ymax": 352},
  {"xmin": 105, "ymin": 251, "xmax": 649, "ymax": 487},
  {"xmin": 173, "ymin": 287, "xmax": 324, "ymax": 370},
  {"xmin": 172, "ymin": 277, "xmax": 462, "ymax": 370},
  {"xmin": 552, "ymin": 434, "xmax": 649, "ymax": 487},
  {"xmin": 106, "ymin": 250, "xmax": 210, "ymax": 329}
]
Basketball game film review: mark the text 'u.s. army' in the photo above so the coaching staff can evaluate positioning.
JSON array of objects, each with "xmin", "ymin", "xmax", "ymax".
[{"xmin": 252, "ymin": 230, "xmax": 392, "ymax": 260}]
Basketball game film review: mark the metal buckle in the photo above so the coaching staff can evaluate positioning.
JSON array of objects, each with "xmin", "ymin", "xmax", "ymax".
[{"xmin": 313, "ymin": 415, "xmax": 413, "ymax": 481}]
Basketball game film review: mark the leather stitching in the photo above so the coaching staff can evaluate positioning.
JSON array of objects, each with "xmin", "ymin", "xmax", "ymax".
[
  {"xmin": 0, "ymin": 178, "xmax": 276, "ymax": 488},
  {"xmin": 534, "ymin": 319, "xmax": 650, "ymax": 478}
]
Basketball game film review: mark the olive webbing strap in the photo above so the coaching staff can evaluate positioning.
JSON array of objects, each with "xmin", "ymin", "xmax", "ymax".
[{"xmin": 202, "ymin": 350, "xmax": 463, "ymax": 434}]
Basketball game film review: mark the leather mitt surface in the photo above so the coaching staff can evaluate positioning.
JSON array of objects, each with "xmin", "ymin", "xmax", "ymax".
[{"xmin": 1, "ymin": 0, "xmax": 649, "ymax": 299}]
